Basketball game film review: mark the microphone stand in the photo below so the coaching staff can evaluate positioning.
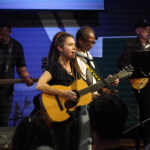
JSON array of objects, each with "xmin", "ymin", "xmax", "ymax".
[
  {"xmin": 88, "ymin": 57, "xmax": 144, "ymax": 127},
  {"xmin": 99, "ymin": 75, "xmax": 144, "ymax": 127},
  {"xmin": 78, "ymin": 53, "xmax": 144, "ymax": 126},
  {"xmin": 79, "ymin": 52, "xmax": 144, "ymax": 150},
  {"xmin": 93, "ymin": 61, "xmax": 144, "ymax": 150}
]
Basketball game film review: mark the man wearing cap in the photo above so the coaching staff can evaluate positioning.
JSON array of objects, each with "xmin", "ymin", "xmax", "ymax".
[{"xmin": 117, "ymin": 19, "xmax": 150, "ymax": 146}]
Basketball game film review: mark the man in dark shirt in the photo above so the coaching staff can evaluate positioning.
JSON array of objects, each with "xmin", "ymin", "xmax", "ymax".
[
  {"xmin": 0, "ymin": 18, "xmax": 33, "ymax": 126},
  {"xmin": 117, "ymin": 19, "xmax": 150, "ymax": 146}
]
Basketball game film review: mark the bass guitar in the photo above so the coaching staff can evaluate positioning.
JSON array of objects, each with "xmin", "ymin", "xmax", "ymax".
[
  {"xmin": 41, "ymin": 68, "xmax": 133, "ymax": 122},
  {"xmin": 0, "ymin": 78, "xmax": 38, "ymax": 84}
]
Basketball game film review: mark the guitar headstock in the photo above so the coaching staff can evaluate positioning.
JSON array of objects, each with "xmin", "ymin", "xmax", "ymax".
[{"xmin": 118, "ymin": 65, "xmax": 134, "ymax": 79}]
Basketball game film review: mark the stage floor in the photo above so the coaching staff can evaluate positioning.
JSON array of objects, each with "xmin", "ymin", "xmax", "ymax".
[
  {"xmin": 0, "ymin": 127, "xmax": 145, "ymax": 150},
  {"xmin": 120, "ymin": 139, "xmax": 144, "ymax": 150}
]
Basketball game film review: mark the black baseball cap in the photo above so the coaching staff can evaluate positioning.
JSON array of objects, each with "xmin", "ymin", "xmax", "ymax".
[{"xmin": 134, "ymin": 19, "xmax": 150, "ymax": 29}]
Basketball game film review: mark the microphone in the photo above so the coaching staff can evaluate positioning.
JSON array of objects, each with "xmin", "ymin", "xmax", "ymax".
[
  {"xmin": 75, "ymin": 51, "xmax": 86, "ymax": 58},
  {"xmin": 145, "ymin": 44, "xmax": 150, "ymax": 48},
  {"xmin": 75, "ymin": 51, "xmax": 92, "ymax": 61}
]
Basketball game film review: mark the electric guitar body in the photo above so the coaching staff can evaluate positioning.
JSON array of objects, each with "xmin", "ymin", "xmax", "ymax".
[{"xmin": 128, "ymin": 78, "xmax": 149, "ymax": 90}]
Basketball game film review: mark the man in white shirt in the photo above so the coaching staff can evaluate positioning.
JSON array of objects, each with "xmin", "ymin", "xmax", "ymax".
[{"xmin": 76, "ymin": 26, "xmax": 119, "ymax": 150}]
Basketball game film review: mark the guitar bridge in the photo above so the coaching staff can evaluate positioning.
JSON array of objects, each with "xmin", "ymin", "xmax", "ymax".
[{"xmin": 55, "ymin": 95, "xmax": 64, "ymax": 111}]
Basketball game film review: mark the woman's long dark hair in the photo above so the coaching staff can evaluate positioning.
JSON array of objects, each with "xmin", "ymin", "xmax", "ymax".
[{"xmin": 48, "ymin": 31, "xmax": 82, "ymax": 79}]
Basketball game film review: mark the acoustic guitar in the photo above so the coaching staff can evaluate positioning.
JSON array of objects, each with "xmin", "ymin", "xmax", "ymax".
[
  {"xmin": 41, "ymin": 68, "xmax": 133, "ymax": 122},
  {"xmin": 128, "ymin": 78, "xmax": 149, "ymax": 90},
  {"xmin": 0, "ymin": 78, "xmax": 38, "ymax": 84}
]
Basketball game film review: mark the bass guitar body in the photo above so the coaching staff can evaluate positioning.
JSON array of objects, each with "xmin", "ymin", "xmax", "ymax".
[{"xmin": 128, "ymin": 78, "xmax": 149, "ymax": 90}]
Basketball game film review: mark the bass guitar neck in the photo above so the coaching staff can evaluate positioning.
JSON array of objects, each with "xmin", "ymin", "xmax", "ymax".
[{"xmin": 0, "ymin": 78, "xmax": 38, "ymax": 85}]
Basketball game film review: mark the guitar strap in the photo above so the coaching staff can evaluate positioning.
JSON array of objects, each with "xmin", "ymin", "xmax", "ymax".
[
  {"xmin": 86, "ymin": 59, "xmax": 101, "ymax": 82},
  {"xmin": 79, "ymin": 55, "xmax": 117, "ymax": 96},
  {"xmin": 5, "ymin": 38, "xmax": 13, "ymax": 73},
  {"xmin": 78, "ymin": 55, "xmax": 102, "ymax": 115},
  {"xmin": 79, "ymin": 56, "xmax": 101, "ymax": 84}
]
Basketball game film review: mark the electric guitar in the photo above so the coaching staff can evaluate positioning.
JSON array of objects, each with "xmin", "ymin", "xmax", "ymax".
[
  {"xmin": 41, "ymin": 67, "xmax": 133, "ymax": 122},
  {"xmin": 128, "ymin": 78, "xmax": 149, "ymax": 90},
  {"xmin": 0, "ymin": 78, "xmax": 38, "ymax": 84}
]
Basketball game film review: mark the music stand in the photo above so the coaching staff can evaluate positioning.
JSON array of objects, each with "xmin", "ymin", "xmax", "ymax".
[
  {"xmin": 129, "ymin": 51, "xmax": 150, "ymax": 149},
  {"xmin": 130, "ymin": 51, "xmax": 150, "ymax": 78}
]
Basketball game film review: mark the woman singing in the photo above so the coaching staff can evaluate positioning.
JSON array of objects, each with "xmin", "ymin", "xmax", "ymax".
[{"xmin": 36, "ymin": 32, "xmax": 82, "ymax": 150}]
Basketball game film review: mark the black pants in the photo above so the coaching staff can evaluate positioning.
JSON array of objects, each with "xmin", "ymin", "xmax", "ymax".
[
  {"xmin": 135, "ymin": 82, "xmax": 150, "ymax": 145},
  {"xmin": 51, "ymin": 116, "xmax": 81, "ymax": 150},
  {"xmin": 0, "ymin": 94, "xmax": 12, "ymax": 126}
]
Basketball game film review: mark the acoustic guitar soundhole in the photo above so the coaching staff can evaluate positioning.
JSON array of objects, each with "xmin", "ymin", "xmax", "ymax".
[
  {"xmin": 64, "ymin": 90, "xmax": 80, "ymax": 109},
  {"xmin": 64, "ymin": 100, "xmax": 78, "ymax": 109}
]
